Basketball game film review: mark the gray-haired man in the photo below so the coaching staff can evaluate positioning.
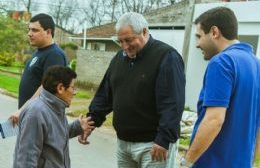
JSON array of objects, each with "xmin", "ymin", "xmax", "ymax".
[{"xmin": 84, "ymin": 12, "xmax": 185, "ymax": 167}]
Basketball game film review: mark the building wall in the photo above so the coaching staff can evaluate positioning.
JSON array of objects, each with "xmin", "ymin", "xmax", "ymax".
[
  {"xmin": 76, "ymin": 50, "xmax": 115, "ymax": 85},
  {"xmin": 86, "ymin": 41, "xmax": 120, "ymax": 52},
  {"xmin": 54, "ymin": 28, "xmax": 71, "ymax": 45},
  {"xmin": 105, "ymin": 42, "xmax": 121, "ymax": 52},
  {"xmin": 54, "ymin": 27, "xmax": 81, "ymax": 46},
  {"xmin": 149, "ymin": 29, "xmax": 185, "ymax": 54},
  {"xmin": 145, "ymin": 0, "xmax": 189, "ymax": 26}
]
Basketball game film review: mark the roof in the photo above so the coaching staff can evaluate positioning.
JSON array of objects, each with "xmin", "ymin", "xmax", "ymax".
[
  {"xmin": 84, "ymin": 0, "xmax": 189, "ymax": 39},
  {"xmin": 55, "ymin": 25, "xmax": 75, "ymax": 35},
  {"xmin": 86, "ymin": 22, "xmax": 116, "ymax": 38}
]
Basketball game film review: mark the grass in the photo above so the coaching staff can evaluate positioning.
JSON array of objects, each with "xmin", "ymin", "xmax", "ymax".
[
  {"xmin": 255, "ymin": 154, "xmax": 260, "ymax": 167},
  {"xmin": 76, "ymin": 80, "xmax": 98, "ymax": 90},
  {"xmin": 0, "ymin": 65, "xmax": 22, "ymax": 74},
  {"xmin": 67, "ymin": 108, "xmax": 113, "ymax": 128},
  {"xmin": 179, "ymin": 138, "xmax": 190, "ymax": 146},
  {"xmin": 103, "ymin": 113, "xmax": 113, "ymax": 127},
  {"xmin": 74, "ymin": 89, "xmax": 93, "ymax": 99},
  {"xmin": 0, "ymin": 72, "xmax": 19, "ymax": 96},
  {"xmin": 67, "ymin": 109, "xmax": 87, "ymax": 117}
]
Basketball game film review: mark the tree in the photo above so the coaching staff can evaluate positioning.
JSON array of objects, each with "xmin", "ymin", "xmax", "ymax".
[
  {"xmin": 169, "ymin": 0, "xmax": 176, "ymax": 5},
  {"xmin": 19, "ymin": 0, "xmax": 39, "ymax": 13},
  {"xmin": 20, "ymin": 0, "xmax": 32, "ymax": 12},
  {"xmin": 80, "ymin": 0, "xmax": 107, "ymax": 27},
  {"xmin": 49, "ymin": 0, "xmax": 184, "ymax": 32},
  {"xmin": 78, "ymin": 0, "xmax": 171, "ymax": 28},
  {"xmin": 0, "ymin": 1, "xmax": 14, "ymax": 15},
  {"xmin": 48, "ymin": 0, "xmax": 79, "ymax": 31},
  {"xmin": 0, "ymin": 15, "xmax": 28, "ymax": 66}
]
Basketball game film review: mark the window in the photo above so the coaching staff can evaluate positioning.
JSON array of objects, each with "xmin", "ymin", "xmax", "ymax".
[
  {"xmin": 238, "ymin": 35, "xmax": 259, "ymax": 55},
  {"xmin": 91, "ymin": 42, "xmax": 106, "ymax": 51}
]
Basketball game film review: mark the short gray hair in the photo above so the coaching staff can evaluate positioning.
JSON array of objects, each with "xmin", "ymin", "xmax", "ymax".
[{"xmin": 115, "ymin": 12, "xmax": 149, "ymax": 34}]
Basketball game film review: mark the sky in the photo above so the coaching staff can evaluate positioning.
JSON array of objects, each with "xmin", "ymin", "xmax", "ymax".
[
  {"xmin": 0, "ymin": 0, "xmax": 89, "ymax": 14},
  {"xmin": 0, "ymin": 0, "xmax": 89, "ymax": 32}
]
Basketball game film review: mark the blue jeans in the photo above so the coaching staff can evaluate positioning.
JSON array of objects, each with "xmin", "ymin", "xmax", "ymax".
[{"xmin": 117, "ymin": 139, "xmax": 178, "ymax": 168}]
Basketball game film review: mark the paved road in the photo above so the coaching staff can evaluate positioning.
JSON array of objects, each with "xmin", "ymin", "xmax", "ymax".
[{"xmin": 0, "ymin": 94, "xmax": 117, "ymax": 168}]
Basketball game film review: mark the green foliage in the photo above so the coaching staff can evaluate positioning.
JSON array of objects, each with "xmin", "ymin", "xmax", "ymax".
[
  {"xmin": 0, "ymin": 52, "xmax": 15, "ymax": 66},
  {"xmin": 75, "ymin": 90, "xmax": 92, "ymax": 99},
  {"xmin": 180, "ymin": 138, "xmax": 190, "ymax": 146},
  {"xmin": 255, "ymin": 154, "xmax": 260, "ymax": 167},
  {"xmin": 0, "ymin": 65, "xmax": 22, "ymax": 74},
  {"xmin": 60, "ymin": 42, "xmax": 78, "ymax": 50},
  {"xmin": 184, "ymin": 106, "xmax": 193, "ymax": 112},
  {"xmin": 11, "ymin": 61, "xmax": 25, "ymax": 69},
  {"xmin": 0, "ymin": 73, "xmax": 19, "ymax": 96},
  {"xmin": 69, "ymin": 59, "xmax": 77, "ymax": 71},
  {"xmin": 0, "ymin": 15, "xmax": 28, "ymax": 66}
]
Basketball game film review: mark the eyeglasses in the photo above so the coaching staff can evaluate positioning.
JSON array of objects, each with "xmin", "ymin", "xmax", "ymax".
[{"xmin": 117, "ymin": 34, "xmax": 140, "ymax": 45}]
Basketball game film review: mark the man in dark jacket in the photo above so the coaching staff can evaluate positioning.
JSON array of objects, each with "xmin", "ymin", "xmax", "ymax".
[
  {"xmin": 82, "ymin": 12, "xmax": 185, "ymax": 168},
  {"xmin": 10, "ymin": 13, "xmax": 67, "ymax": 124}
]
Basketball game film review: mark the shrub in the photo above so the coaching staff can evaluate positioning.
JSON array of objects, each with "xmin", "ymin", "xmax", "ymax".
[
  {"xmin": 0, "ymin": 52, "xmax": 15, "ymax": 66},
  {"xmin": 69, "ymin": 59, "xmax": 77, "ymax": 71},
  {"xmin": 60, "ymin": 42, "xmax": 78, "ymax": 50}
]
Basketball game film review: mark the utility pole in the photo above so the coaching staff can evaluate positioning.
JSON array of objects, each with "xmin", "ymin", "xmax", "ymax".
[
  {"xmin": 83, "ymin": 23, "xmax": 87, "ymax": 49},
  {"xmin": 182, "ymin": 0, "xmax": 196, "ymax": 72}
]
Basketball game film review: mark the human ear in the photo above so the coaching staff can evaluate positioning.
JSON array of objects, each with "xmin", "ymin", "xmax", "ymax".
[
  {"xmin": 143, "ymin": 28, "xmax": 148, "ymax": 36},
  {"xmin": 46, "ymin": 29, "xmax": 52, "ymax": 35},
  {"xmin": 56, "ymin": 83, "xmax": 64, "ymax": 94},
  {"xmin": 211, "ymin": 26, "xmax": 221, "ymax": 39}
]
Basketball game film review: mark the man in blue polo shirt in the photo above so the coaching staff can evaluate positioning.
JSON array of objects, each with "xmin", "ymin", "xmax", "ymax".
[
  {"xmin": 180, "ymin": 7, "xmax": 260, "ymax": 168},
  {"xmin": 10, "ymin": 13, "xmax": 67, "ymax": 124}
]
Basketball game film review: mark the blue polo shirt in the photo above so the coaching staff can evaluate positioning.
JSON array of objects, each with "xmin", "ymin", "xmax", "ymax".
[
  {"xmin": 18, "ymin": 43, "xmax": 67, "ymax": 108},
  {"xmin": 191, "ymin": 43, "xmax": 260, "ymax": 168}
]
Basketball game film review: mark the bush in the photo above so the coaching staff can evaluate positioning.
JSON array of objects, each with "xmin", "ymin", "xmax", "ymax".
[
  {"xmin": 60, "ymin": 42, "xmax": 78, "ymax": 50},
  {"xmin": 0, "ymin": 52, "xmax": 15, "ymax": 66},
  {"xmin": 69, "ymin": 59, "xmax": 77, "ymax": 71},
  {"xmin": 0, "ymin": 15, "xmax": 28, "ymax": 66}
]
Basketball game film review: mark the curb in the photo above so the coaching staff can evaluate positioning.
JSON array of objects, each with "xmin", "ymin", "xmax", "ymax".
[
  {"xmin": 0, "ymin": 68, "xmax": 22, "ymax": 76},
  {"xmin": 0, "ymin": 88, "xmax": 17, "ymax": 99}
]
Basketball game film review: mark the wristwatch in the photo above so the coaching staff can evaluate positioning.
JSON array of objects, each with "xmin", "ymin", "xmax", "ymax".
[{"xmin": 180, "ymin": 157, "xmax": 193, "ymax": 167}]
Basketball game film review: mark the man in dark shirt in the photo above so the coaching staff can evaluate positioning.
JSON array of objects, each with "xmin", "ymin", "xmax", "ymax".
[
  {"xmin": 82, "ymin": 12, "xmax": 185, "ymax": 168},
  {"xmin": 11, "ymin": 13, "xmax": 67, "ymax": 123}
]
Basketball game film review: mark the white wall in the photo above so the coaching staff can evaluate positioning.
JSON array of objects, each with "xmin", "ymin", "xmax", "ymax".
[
  {"xmin": 149, "ymin": 29, "xmax": 185, "ymax": 55},
  {"xmin": 186, "ymin": 1, "xmax": 260, "ymax": 111}
]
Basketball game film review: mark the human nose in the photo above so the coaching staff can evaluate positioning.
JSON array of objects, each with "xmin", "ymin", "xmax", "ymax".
[
  {"xmin": 28, "ymin": 30, "xmax": 32, "ymax": 37},
  {"xmin": 121, "ymin": 42, "xmax": 129, "ymax": 50},
  {"xmin": 196, "ymin": 41, "xmax": 200, "ymax": 49}
]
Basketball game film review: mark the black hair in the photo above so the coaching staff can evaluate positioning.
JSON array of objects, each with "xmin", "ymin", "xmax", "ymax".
[
  {"xmin": 195, "ymin": 7, "xmax": 238, "ymax": 40},
  {"xmin": 42, "ymin": 66, "xmax": 77, "ymax": 94},
  {"xmin": 30, "ymin": 13, "xmax": 55, "ymax": 37}
]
